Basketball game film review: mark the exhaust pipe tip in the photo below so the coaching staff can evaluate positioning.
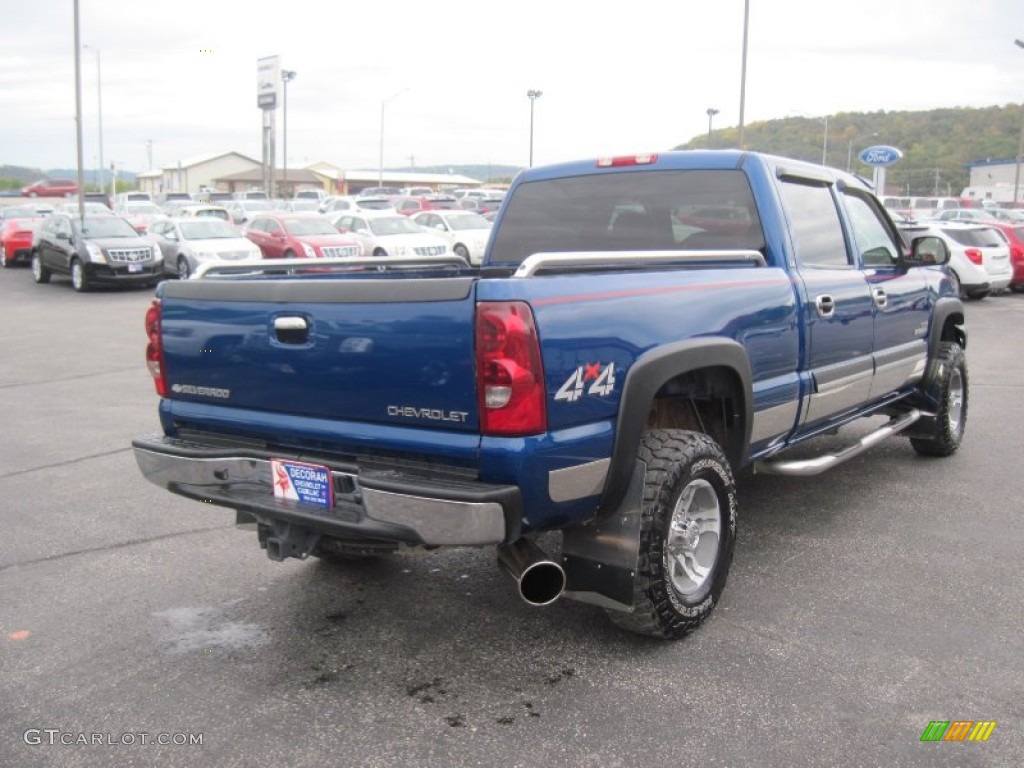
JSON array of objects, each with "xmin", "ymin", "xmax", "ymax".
[
  {"xmin": 518, "ymin": 561, "xmax": 566, "ymax": 606},
  {"xmin": 497, "ymin": 538, "xmax": 566, "ymax": 607}
]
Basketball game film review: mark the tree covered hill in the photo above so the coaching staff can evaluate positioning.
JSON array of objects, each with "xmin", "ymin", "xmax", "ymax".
[{"xmin": 675, "ymin": 104, "xmax": 1023, "ymax": 196}]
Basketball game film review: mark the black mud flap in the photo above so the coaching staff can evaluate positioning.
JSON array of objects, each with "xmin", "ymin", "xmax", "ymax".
[{"xmin": 561, "ymin": 461, "xmax": 646, "ymax": 613}]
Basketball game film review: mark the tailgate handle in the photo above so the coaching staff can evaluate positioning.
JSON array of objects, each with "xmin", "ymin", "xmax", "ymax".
[{"xmin": 273, "ymin": 315, "xmax": 309, "ymax": 344}]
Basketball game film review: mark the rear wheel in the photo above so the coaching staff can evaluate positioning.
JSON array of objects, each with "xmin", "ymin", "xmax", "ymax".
[
  {"xmin": 283, "ymin": 249, "xmax": 297, "ymax": 259},
  {"xmin": 31, "ymin": 252, "xmax": 50, "ymax": 283},
  {"xmin": 606, "ymin": 429, "xmax": 737, "ymax": 640},
  {"xmin": 910, "ymin": 341, "xmax": 968, "ymax": 457},
  {"xmin": 70, "ymin": 258, "xmax": 91, "ymax": 292}
]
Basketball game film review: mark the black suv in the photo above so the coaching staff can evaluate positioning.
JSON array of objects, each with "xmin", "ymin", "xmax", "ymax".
[{"xmin": 31, "ymin": 214, "xmax": 163, "ymax": 292}]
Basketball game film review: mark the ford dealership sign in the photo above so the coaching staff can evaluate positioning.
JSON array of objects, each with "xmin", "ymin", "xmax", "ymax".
[{"xmin": 858, "ymin": 145, "xmax": 902, "ymax": 167}]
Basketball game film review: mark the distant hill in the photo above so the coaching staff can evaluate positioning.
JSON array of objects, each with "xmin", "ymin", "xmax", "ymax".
[
  {"xmin": 0, "ymin": 165, "xmax": 137, "ymax": 186},
  {"xmin": 389, "ymin": 164, "xmax": 523, "ymax": 184},
  {"xmin": 46, "ymin": 168, "xmax": 138, "ymax": 183},
  {"xmin": 0, "ymin": 165, "xmax": 47, "ymax": 184},
  {"xmin": 676, "ymin": 104, "xmax": 1023, "ymax": 196}
]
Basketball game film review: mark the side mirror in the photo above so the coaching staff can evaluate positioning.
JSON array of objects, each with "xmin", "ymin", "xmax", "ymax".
[
  {"xmin": 56, "ymin": 231, "xmax": 70, "ymax": 241},
  {"xmin": 904, "ymin": 235, "xmax": 950, "ymax": 268}
]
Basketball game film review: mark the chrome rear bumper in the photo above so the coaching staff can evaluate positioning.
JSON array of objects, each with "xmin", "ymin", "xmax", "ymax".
[{"xmin": 132, "ymin": 435, "xmax": 519, "ymax": 546}]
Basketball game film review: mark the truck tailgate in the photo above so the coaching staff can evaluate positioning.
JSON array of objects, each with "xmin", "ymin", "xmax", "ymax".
[{"xmin": 157, "ymin": 276, "xmax": 480, "ymax": 432}]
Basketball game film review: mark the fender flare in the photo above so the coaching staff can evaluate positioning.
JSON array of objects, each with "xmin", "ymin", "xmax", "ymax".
[
  {"xmin": 928, "ymin": 296, "xmax": 966, "ymax": 358},
  {"xmin": 598, "ymin": 338, "xmax": 753, "ymax": 515}
]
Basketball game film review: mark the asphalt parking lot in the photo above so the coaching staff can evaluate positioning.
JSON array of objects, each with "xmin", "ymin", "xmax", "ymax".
[{"xmin": 1, "ymin": 267, "xmax": 1021, "ymax": 767}]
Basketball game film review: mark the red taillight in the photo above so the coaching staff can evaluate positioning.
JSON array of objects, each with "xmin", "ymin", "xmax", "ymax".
[
  {"xmin": 965, "ymin": 248, "xmax": 983, "ymax": 265},
  {"xmin": 596, "ymin": 153, "xmax": 658, "ymax": 168},
  {"xmin": 145, "ymin": 298, "xmax": 167, "ymax": 397},
  {"xmin": 475, "ymin": 301, "xmax": 546, "ymax": 436}
]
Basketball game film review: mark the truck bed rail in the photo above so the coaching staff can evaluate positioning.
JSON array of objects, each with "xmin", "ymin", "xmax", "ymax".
[
  {"xmin": 193, "ymin": 255, "xmax": 471, "ymax": 279},
  {"xmin": 512, "ymin": 249, "xmax": 767, "ymax": 277}
]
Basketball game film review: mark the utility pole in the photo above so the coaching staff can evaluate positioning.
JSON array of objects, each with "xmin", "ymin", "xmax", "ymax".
[{"xmin": 737, "ymin": 0, "xmax": 750, "ymax": 148}]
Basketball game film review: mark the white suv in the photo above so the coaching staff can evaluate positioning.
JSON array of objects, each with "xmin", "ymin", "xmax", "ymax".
[{"xmin": 899, "ymin": 221, "xmax": 1012, "ymax": 299}]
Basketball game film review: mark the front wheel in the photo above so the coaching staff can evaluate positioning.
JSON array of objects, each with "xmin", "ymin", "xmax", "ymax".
[
  {"xmin": 910, "ymin": 342, "xmax": 968, "ymax": 457},
  {"xmin": 453, "ymin": 244, "xmax": 470, "ymax": 260},
  {"xmin": 31, "ymin": 252, "xmax": 50, "ymax": 283},
  {"xmin": 177, "ymin": 256, "xmax": 191, "ymax": 280},
  {"xmin": 606, "ymin": 429, "xmax": 737, "ymax": 640},
  {"xmin": 70, "ymin": 258, "xmax": 91, "ymax": 292}
]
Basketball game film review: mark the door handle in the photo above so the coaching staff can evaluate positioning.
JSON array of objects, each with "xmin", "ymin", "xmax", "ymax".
[
  {"xmin": 815, "ymin": 294, "xmax": 835, "ymax": 319},
  {"xmin": 872, "ymin": 287, "xmax": 888, "ymax": 308}
]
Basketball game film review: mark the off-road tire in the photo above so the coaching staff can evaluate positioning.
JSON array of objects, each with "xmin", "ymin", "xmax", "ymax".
[
  {"xmin": 910, "ymin": 341, "xmax": 968, "ymax": 457},
  {"xmin": 606, "ymin": 429, "xmax": 738, "ymax": 640}
]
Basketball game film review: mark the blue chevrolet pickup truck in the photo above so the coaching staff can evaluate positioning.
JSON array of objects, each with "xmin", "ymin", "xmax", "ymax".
[{"xmin": 133, "ymin": 150, "xmax": 967, "ymax": 639}]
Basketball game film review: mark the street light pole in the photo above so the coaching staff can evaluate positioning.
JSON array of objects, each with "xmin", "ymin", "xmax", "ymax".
[
  {"xmin": 379, "ymin": 88, "xmax": 409, "ymax": 188},
  {"xmin": 281, "ymin": 69, "xmax": 296, "ymax": 197},
  {"xmin": 1013, "ymin": 39, "xmax": 1024, "ymax": 206},
  {"xmin": 706, "ymin": 108, "xmax": 719, "ymax": 147},
  {"xmin": 821, "ymin": 114, "xmax": 828, "ymax": 166},
  {"xmin": 73, "ymin": 0, "xmax": 85, "ymax": 221},
  {"xmin": 737, "ymin": 0, "xmax": 750, "ymax": 148},
  {"xmin": 527, "ymin": 90, "xmax": 542, "ymax": 167},
  {"xmin": 83, "ymin": 44, "xmax": 104, "ymax": 197}
]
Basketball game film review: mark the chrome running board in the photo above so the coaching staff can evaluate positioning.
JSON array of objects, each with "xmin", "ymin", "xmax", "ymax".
[{"xmin": 753, "ymin": 409, "xmax": 922, "ymax": 477}]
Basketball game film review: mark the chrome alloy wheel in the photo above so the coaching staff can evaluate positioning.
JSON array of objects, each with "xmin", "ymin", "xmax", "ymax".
[
  {"xmin": 947, "ymin": 367, "xmax": 964, "ymax": 435},
  {"xmin": 665, "ymin": 478, "xmax": 721, "ymax": 596},
  {"xmin": 71, "ymin": 260, "xmax": 85, "ymax": 291}
]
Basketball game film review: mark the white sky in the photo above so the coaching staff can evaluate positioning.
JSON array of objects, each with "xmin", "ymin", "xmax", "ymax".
[{"xmin": 1, "ymin": 0, "xmax": 1022, "ymax": 174}]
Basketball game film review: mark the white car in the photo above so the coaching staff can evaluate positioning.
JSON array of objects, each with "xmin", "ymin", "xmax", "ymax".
[
  {"xmin": 319, "ymin": 196, "xmax": 396, "ymax": 214},
  {"xmin": 330, "ymin": 211, "xmax": 450, "ymax": 258},
  {"xmin": 410, "ymin": 210, "xmax": 491, "ymax": 265},
  {"xmin": 899, "ymin": 222, "xmax": 1012, "ymax": 299},
  {"xmin": 150, "ymin": 217, "xmax": 262, "ymax": 279}
]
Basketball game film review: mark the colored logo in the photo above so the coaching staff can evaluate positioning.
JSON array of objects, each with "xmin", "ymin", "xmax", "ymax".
[
  {"xmin": 858, "ymin": 145, "xmax": 902, "ymax": 166},
  {"xmin": 920, "ymin": 720, "xmax": 996, "ymax": 742}
]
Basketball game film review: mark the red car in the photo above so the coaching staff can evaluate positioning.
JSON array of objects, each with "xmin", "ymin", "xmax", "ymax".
[
  {"xmin": 0, "ymin": 208, "xmax": 45, "ymax": 267},
  {"xmin": 21, "ymin": 179, "xmax": 79, "ymax": 198},
  {"xmin": 392, "ymin": 195, "xmax": 462, "ymax": 216},
  {"xmin": 244, "ymin": 213, "xmax": 362, "ymax": 259},
  {"xmin": 985, "ymin": 220, "xmax": 1024, "ymax": 291}
]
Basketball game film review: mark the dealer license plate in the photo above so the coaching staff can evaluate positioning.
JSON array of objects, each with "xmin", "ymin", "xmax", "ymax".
[{"xmin": 270, "ymin": 459, "xmax": 334, "ymax": 509}]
